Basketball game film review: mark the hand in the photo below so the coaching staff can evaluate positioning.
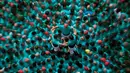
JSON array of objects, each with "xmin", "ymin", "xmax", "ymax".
[
  {"xmin": 51, "ymin": 26, "xmax": 55, "ymax": 32},
  {"xmin": 80, "ymin": 36, "xmax": 84, "ymax": 40},
  {"xmin": 72, "ymin": 28, "xmax": 77, "ymax": 35},
  {"xmin": 51, "ymin": 26, "xmax": 58, "ymax": 33},
  {"xmin": 43, "ymin": 39, "xmax": 46, "ymax": 42},
  {"xmin": 74, "ymin": 30, "xmax": 77, "ymax": 35},
  {"xmin": 61, "ymin": 42, "xmax": 68, "ymax": 46},
  {"xmin": 47, "ymin": 25, "xmax": 50, "ymax": 29}
]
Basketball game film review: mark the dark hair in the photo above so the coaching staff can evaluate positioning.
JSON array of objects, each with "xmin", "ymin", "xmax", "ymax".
[
  {"xmin": 75, "ymin": 61, "xmax": 82, "ymax": 68},
  {"xmin": 13, "ymin": 63, "xmax": 17, "ymax": 68},
  {"xmin": 64, "ymin": 15, "xmax": 68, "ymax": 20},
  {"xmin": 1, "ymin": 60, "xmax": 5, "ymax": 65},
  {"xmin": 114, "ymin": 50, "xmax": 118, "ymax": 55},
  {"xmin": 89, "ymin": 59, "xmax": 93, "ymax": 63},
  {"xmin": 85, "ymin": 35, "xmax": 90, "ymax": 39},
  {"xmin": 37, "ymin": 61, "xmax": 41, "ymax": 66},
  {"xmin": 11, "ymin": 9, "xmax": 16, "ymax": 16},
  {"xmin": 65, "ymin": 37, "xmax": 69, "ymax": 42},
  {"xmin": 69, "ymin": 35, "xmax": 74, "ymax": 40},
  {"xmin": 70, "ymin": 9, "xmax": 74, "ymax": 15},
  {"xmin": 90, "ymin": 42, "xmax": 95, "ymax": 46},
  {"xmin": 31, "ymin": 14, "xmax": 36, "ymax": 19},
  {"xmin": 22, "ymin": 1, "xmax": 27, "ymax": 7},
  {"xmin": 54, "ymin": 34, "xmax": 58, "ymax": 39},
  {"xmin": 29, "ymin": 3, "xmax": 34, "ymax": 8},
  {"xmin": 78, "ymin": 53, "xmax": 82, "ymax": 58},
  {"xmin": 60, "ymin": 59, "xmax": 64, "ymax": 64},
  {"xmin": 4, "ymin": 0, "xmax": 8, "ymax": 6},
  {"xmin": 84, "ymin": 2, "xmax": 90, "ymax": 6},
  {"xmin": 93, "ymin": 2, "xmax": 99, "ymax": 7},
  {"xmin": 116, "ymin": 8, "xmax": 121, "ymax": 13},
  {"xmin": 45, "ymin": 11, "xmax": 50, "ymax": 15},
  {"xmin": 77, "ymin": 44, "xmax": 82, "ymax": 48},
  {"xmin": 113, "ymin": 66, "xmax": 118, "ymax": 71},
  {"xmin": 41, "ymin": 51, "xmax": 45, "ymax": 56},
  {"xmin": 83, "ymin": 16, "xmax": 88, "ymax": 21},
  {"xmin": 37, "ymin": 37, "xmax": 42, "ymax": 42},
  {"xmin": 82, "ymin": 46, "xmax": 86, "ymax": 50},
  {"xmin": 45, "ymin": 20, "xmax": 49, "ymax": 24},
  {"xmin": 98, "ymin": 50, "xmax": 103, "ymax": 55},
  {"xmin": 12, "ymin": 33, "xmax": 17, "ymax": 38},
  {"xmin": 110, "ymin": 55, "xmax": 115, "ymax": 62},
  {"xmin": 8, "ymin": 65, "xmax": 12, "ymax": 69},
  {"xmin": 58, "ymin": 29, "xmax": 61, "ymax": 34},
  {"xmin": 37, "ymin": 69, "xmax": 41, "ymax": 73},
  {"xmin": 124, "ymin": 51, "xmax": 129, "ymax": 56},
  {"xmin": 29, "ymin": 65, "xmax": 33, "ymax": 69},
  {"xmin": 31, "ymin": 40, "xmax": 35, "ymax": 44},
  {"xmin": 69, "ymin": 62, "xmax": 72, "ymax": 66},
  {"xmin": 88, "ymin": 68, "xmax": 92, "ymax": 72},
  {"xmin": 32, "ymin": 61, "xmax": 37, "ymax": 67},
  {"xmin": 62, "ymin": 1, "xmax": 67, "ymax": 8},
  {"xmin": 1, "ymin": 49, "xmax": 6, "ymax": 54},
  {"xmin": 30, "ymin": 47, "xmax": 35, "ymax": 52},
  {"xmin": 59, "ymin": 64, "xmax": 63, "ymax": 69},
  {"xmin": 6, "ymin": 58, "xmax": 9, "ymax": 62},
  {"xmin": 76, "ymin": 17, "xmax": 81, "ymax": 21},
  {"xmin": 19, "ymin": 60, "xmax": 23, "ymax": 65},
  {"xmin": 26, "ymin": 50, "xmax": 30, "ymax": 53},
  {"xmin": 85, "ymin": 42, "xmax": 89, "ymax": 47},
  {"xmin": 4, "ymin": 67, "xmax": 9, "ymax": 71},
  {"xmin": 84, "ymin": 56, "xmax": 88, "ymax": 60},
  {"xmin": 31, "ymin": 54, "xmax": 35, "ymax": 59},
  {"xmin": 103, "ymin": 53, "xmax": 107, "ymax": 58},
  {"xmin": 15, "ymin": 40, "xmax": 20, "ymax": 44},
  {"xmin": 92, "ymin": 47, "xmax": 97, "ymax": 51},
  {"xmin": 58, "ymin": 69, "xmax": 62, "ymax": 73},
  {"xmin": 49, "ymin": 6, "xmax": 53, "ymax": 10},
  {"xmin": 49, "ymin": 68, "xmax": 53, "ymax": 72},
  {"xmin": 51, "ymin": 55, "xmax": 56, "ymax": 60},
  {"xmin": 80, "ymin": 30, "xmax": 84, "ymax": 34},
  {"xmin": 9, "ymin": 55, "xmax": 14, "ymax": 60},
  {"xmin": 47, "ymin": 58, "xmax": 51, "ymax": 62},
  {"xmin": 109, "ymin": 64, "xmax": 113, "ymax": 69},
  {"xmin": 64, "ymin": 54, "xmax": 69, "ymax": 60},
  {"xmin": 42, "ymin": 61, "xmax": 45, "ymax": 65},
  {"xmin": 99, "ymin": 64, "xmax": 102, "ymax": 68},
  {"xmin": 15, "ymin": 52, "xmax": 19, "ymax": 57},
  {"xmin": 40, "ymin": 29, "xmax": 45, "ymax": 33},
  {"xmin": 101, "ymin": 44, "xmax": 105, "ymax": 48}
]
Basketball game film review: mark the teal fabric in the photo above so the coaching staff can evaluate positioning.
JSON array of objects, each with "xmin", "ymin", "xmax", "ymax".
[
  {"xmin": 68, "ymin": 34, "xmax": 76, "ymax": 46},
  {"xmin": 0, "ymin": 0, "xmax": 130, "ymax": 73},
  {"xmin": 52, "ymin": 34, "xmax": 61, "ymax": 45},
  {"xmin": 59, "ymin": 25, "xmax": 73, "ymax": 35}
]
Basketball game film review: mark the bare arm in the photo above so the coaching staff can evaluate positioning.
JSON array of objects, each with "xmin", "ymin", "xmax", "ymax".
[{"xmin": 71, "ymin": 26, "xmax": 77, "ymax": 35}]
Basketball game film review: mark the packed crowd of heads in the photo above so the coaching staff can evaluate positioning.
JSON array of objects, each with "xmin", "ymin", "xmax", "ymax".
[{"xmin": 0, "ymin": 0, "xmax": 130, "ymax": 73}]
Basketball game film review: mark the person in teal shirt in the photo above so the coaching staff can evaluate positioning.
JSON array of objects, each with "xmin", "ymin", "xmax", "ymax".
[
  {"xmin": 51, "ymin": 34, "xmax": 61, "ymax": 51},
  {"xmin": 68, "ymin": 34, "xmax": 77, "ymax": 54},
  {"xmin": 55, "ymin": 23, "xmax": 74, "ymax": 39}
]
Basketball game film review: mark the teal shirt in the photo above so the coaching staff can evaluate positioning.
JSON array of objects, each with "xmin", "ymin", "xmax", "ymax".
[
  {"xmin": 0, "ymin": 18, "xmax": 4, "ymax": 24},
  {"xmin": 59, "ymin": 25, "xmax": 73, "ymax": 35},
  {"xmin": 73, "ymin": 24, "xmax": 82, "ymax": 32},
  {"xmin": 52, "ymin": 34, "xmax": 60, "ymax": 45},
  {"xmin": 68, "ymin": 34, "xmax": 76, "ymax": 46}
]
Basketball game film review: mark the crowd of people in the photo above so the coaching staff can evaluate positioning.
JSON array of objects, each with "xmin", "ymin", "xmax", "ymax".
[{"xmin": 0, "ymin": 0, "xmax": 130, "ymax": 73}]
